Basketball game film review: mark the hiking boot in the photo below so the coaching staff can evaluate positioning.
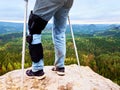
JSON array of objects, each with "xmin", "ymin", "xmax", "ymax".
[
  {"xmin": 26, "ymin": 69, "xmax": 46, "ymax": 79},
  {"xmin": 52, "ymin": 67, "xmax": 65, "ymax": 76}
]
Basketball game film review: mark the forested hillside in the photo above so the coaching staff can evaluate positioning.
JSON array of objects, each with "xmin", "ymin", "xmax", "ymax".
[{"xmin": 0, "ymin": 22, "xmax": 120, "ymax": 85}]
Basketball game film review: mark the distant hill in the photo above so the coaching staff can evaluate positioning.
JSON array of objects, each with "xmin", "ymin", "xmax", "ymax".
[
  {"xmin": 67, "ymin": 24, "xmax": 120, "ymax": 35},
  {"xmin": 94, "ymin": 25, "xmax": 120, "ymax": 37},
  {"xmin": 0, "ymin": 22, "xmax": 23, "ymax": 34},
  {"xmin": 0, "ymin": 21, "xmax": 120, "ymax": 37},
  {"xmin": 66, "ymin": 24, "xmax": 110, "ymax": 34}
]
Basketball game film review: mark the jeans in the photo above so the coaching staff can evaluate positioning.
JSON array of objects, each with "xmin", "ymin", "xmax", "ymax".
[{"xmin": 31, "ymin": 0, "xmax": 73, "ymax": 72}]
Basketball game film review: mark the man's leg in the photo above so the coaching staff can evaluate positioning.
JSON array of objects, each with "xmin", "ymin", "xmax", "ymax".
[
  {"xmin": 26, "ymin": 0, "xmax": 65, "ymax": 78},
  {"xmin": 52, "ymin": 7, "xmax": 70, "ymax": 75},
  {"xmin": 26, "ymin": 11, "xmax": 48, "ymax": 79}
]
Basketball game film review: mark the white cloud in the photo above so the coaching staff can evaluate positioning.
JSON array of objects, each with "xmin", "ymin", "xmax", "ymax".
[{"xmin": 0, "ymin": 0, "xmax": 120, "ymax": 24}]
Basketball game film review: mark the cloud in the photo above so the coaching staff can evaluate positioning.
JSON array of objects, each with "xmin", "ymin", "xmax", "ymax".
[
  {"xmin": 0, "ymin": 0, "xmax": 120, "ymax": 24},
  {"xmin": 70, "ymin": 0, "xmax": 120, "ymax": 22},
  {"xmin": 0, "ymin": 0, "xmax": 24, "ymax": 21}
]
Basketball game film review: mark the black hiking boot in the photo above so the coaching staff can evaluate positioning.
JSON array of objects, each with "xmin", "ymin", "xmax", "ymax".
[
  {"xmin": 52, "ymin": 67, "xmax": 65, "ymax": 76},
  {"xmin": 26, "ymin": 69, "xmax": 46, "ymax": 79}
]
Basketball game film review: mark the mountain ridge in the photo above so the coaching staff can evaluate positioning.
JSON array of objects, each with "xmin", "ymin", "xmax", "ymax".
[{"xmin": 0, "ymin": 21, "xmax": 120, "ymax": 37}]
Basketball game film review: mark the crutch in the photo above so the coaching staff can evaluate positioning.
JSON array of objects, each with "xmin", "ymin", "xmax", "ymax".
[
  {"xmin": 21, "ymin": 0, "xmax": 28, "ymax": 89},
  {"xmin": 68, "ymin": 15, "xmax": 82, "ymax": 77}
]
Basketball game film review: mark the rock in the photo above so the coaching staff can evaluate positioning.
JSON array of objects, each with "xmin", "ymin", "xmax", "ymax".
[{"xmin": 0, "ymin": 64, "xmax": 120, "ymax": 90}]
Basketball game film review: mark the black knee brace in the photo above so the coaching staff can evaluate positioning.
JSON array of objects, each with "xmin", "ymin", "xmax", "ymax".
[
  {"xmin": 26, "ymin": 35, "xmax": 33, "ymax": 44},
  {"xmin": 28, "ymin": 11, "xmax": 48, "ymax": 35},
  {"xmin": 26, "ymin": 11, "xmax": 48, "ymax": 44},
  {"xmin": 29, "ymin": 43, "xmax": 43, "ymax": 63}
]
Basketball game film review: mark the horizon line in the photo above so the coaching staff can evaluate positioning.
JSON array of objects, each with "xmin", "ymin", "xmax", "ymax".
[{"xmin": 0, "ymin": 20, "xmax": 120, "ymax": 24}]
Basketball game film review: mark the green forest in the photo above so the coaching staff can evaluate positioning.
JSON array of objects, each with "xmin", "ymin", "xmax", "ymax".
[{"xmin": 0, "ymin": 25, "xmax": 120, "ymax": 86}]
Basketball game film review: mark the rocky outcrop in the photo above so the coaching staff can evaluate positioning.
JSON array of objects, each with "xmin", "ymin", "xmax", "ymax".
[{"xmin": 0, "ymin": 64, "xmax": 120, "ymax": 90}]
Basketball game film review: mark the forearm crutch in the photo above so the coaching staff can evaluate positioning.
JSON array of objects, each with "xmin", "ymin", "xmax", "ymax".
[
  {"xmin": 21, "ymin": 0, "xmax": 28, "ymax": 89},
  {"xmin": 68, "ymin": 15, "xmax": 82, "ymax": 77}
]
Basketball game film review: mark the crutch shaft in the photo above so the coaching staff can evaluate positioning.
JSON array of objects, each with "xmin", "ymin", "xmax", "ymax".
[
  {"xmin": 68, "ymin": 15, "xmax": 80, "ymax": 67},
  {"xmin": 21, "ymin": 0, "xmax": 28, "ymax": 90}
]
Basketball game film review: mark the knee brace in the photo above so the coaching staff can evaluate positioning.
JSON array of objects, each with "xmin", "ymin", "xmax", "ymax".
[
  {"xmin": 28, "ymin": 11, "xmax": 48, "ymax": 35},
  {"xmin": 29, "ymin": 43, "xmax": 43, "ymax": 63},
  {"xmin": 26, "ymin": 35, "xmax": 33, "ymax": 44}
]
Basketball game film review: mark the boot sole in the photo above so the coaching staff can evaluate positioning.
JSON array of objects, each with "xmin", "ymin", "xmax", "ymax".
[
  {"xmin": 26, "ymin": 74, "xmax": 46, "ymax": 80},
  {"xmin": 56, "ymin": 71, "xmax": 65, "ymax": 76}
]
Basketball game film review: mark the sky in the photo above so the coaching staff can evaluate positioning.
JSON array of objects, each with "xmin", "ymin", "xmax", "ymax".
[{"xmin": 0, "ymin": 0, "xmax": 120, "ymax": 24}]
